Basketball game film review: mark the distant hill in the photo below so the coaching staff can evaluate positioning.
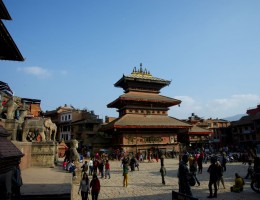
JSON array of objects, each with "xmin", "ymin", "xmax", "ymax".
[{"xmin": 223, "ymin": 114, "xmax": 247, "ymax": 121}]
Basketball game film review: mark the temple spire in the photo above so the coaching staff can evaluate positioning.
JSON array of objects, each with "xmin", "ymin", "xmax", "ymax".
[{"xmin": 131, "ymin": 63, "xmax": 152, "ymax": 77}]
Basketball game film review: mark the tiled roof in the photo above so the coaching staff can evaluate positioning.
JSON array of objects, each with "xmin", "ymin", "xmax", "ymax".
[
  {"xmin": 253, "ymin": 112, "xmax": 260, "ymax": 120},
  {"xmin": 114, "ymin": 66, "xmax": 171, "ymax": 88},
  {"xmin": 0, "ymin": 126, "xmax": 24, "ymax": 174},
  {"xmin": 232, "ymin": 115, "xmax": 254, "ymax": 126},
  {"xmin": 0, "ymin": 1, "xmax": 24, "ymax": 62},
  {"xmin": 0, "ymin": 0, "xmax": 11, "ymax": 19},
  {"xmin": 101, "ymin": 114, "xmax": 192, "ymax": 130},
  {"xmin": 0, "ymin": 20, "xmax": 24, "ymax": 61},
  {"xmin": 108, "ymin": 92, "xmax": 181, "ymax": 107},
  {"xmin": 189, "ymin": 126, "xmax": 212, "ymax": 135},
  {"xmin": 124, "ymin": 73, "xmax": 170, "ymax": 83},
  {"xmin": 121, "ymin": 92, "xmax": 180, "ymax": 102},
  {"xmin": 71, "ymin": 118, "xmax": 102, "ymax": 125},
  {"xmin": 0, "ymin": 125, "xmax": 10, "ymax": 137},
  {"xmin": 0, "ymin": 137, "xmax": 24, "ymax": 159}
]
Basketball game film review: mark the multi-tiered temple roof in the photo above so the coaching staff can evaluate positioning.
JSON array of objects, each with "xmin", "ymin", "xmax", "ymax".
[{"xmin": 103, "ymin": 64, "xmax": 191, "ymax": 131}]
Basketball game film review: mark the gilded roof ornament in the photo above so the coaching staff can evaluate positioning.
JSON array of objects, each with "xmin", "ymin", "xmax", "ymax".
[{"xmin": 131, "ymin": 63, "xmax": 152, "ymax": 77}]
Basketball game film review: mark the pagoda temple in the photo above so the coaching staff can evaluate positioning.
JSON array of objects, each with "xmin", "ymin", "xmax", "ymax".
[{"xmin": 101, "ymin": 64, "xmax": 191, "ymax": 156}]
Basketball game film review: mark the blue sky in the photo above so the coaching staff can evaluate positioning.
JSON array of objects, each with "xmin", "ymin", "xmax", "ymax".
[{"xmin": 2, "ymin": 0, "xmax": 260, "ymax": 120}]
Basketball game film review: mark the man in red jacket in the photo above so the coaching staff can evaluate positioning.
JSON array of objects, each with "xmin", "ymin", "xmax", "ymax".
[{"xmin": 90, "ymin": 174, "xmax": 100, "ymax": 200}]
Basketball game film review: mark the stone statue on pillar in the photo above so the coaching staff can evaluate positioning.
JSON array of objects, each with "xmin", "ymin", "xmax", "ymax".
[{"xmin": 69, "ymin": 139, "xmax": 80, "ymax": 163}]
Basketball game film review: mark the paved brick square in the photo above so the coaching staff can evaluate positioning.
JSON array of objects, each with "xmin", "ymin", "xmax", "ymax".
[{"xmin": 72, "ymin": 158, "xmax": 260, "ymax": 200}]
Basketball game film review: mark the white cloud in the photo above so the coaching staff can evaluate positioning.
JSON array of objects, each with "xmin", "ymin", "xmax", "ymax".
[
  {"xmin": 17, "ymin": 66, "xmax": 51, "ymax": 78},
  {"xmin": 170, "ymin": 96, "xmax": 203, "ymax": 119},
  {"xmin": 169, "ymin": 94, "xmax": 260, "ymax": 119},
  {"xmin": 206, "ymin": 94, "xmax": 260, "ymax": 117}
]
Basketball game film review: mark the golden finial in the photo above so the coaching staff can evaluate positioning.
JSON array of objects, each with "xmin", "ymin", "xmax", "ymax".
[
  {"xmin": 131, "ymin": 63, "xmax": 152, "ymax": 77},
  {"xmin": 139, "ymin": 63, "xmax": 143, "ymax": 73}
]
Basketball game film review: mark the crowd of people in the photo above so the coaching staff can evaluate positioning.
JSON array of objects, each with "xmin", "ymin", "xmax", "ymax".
[
  {"xmin": 176, "ymin": 148, "xmax": 256, "ymax": 199},
  {"xmin": 63, "ymin": 152, "xmax": 106, "ymax": 200},
  {"xmin": 62, "ymin": 146, "xmax": 258, "ymax": 200}
]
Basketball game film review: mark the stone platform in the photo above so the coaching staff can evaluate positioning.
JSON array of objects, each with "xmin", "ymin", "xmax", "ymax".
[{"xmin": 21, "ymin": 160, "xmax": 71, "ymax": 200}]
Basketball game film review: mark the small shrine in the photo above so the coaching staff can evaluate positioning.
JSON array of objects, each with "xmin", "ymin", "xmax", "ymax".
[
  {"xmin": 101, "ymin": 64, "xmax": 191, "ymax": 156},
  {"xmin": 58, "ymin": 140, "xmax": 68, "ymax": 158}
]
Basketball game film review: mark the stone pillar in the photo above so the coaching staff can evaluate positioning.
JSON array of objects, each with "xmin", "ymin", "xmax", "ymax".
[
  {"xmin": 5, "ymin": 119, "xmax": 18, "ymax": 141},
  {"xmin": 31, "ymin": 141, "xmax": 56, "ymax": 167}
]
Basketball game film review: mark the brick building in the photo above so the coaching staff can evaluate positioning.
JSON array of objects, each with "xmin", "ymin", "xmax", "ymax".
[
  {"xmin": 44, "ymin": 105, "xmax": 103, "ymax": 147},
  {"xmin": 231, "ymin": 104, "xmax": 260, "ymax": 151}
]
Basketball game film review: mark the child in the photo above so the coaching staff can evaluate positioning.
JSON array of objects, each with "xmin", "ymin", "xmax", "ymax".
[
  {"xmin": 81, "ymin": 161, "xmax": 88, "ymax": 176},
  {"xmin": 160, "ymin": 164, "xmax": 166, "ymax": 185},
  {"xmin": 105, "ymin": 160, "xmax": 111, "ymax": 179}
]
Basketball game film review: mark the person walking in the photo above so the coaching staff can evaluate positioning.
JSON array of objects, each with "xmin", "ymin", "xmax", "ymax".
[
  {"xmin": 93, "ymin": 159, "xmax": 99, "ymax": 175},
  {"xmin": 90, "ymin": 174, "xmax": 100, "ymax": 200},
  {"xmin": 221, "ymin": 153, "xmax": 227, "ymax": 172},
  {"xmin": 105, "ymin": 160, "xmax": 111, "ymax": 179},
  {"xmin": 160, "ymin": 164, "xmax": 166, "ymax": 185},
  {"xmin": 197, "ymin": 153, "xmax": 203, "ymax": 174},
  {"xmin": 190, "ymin": 159, "xmax": 200, "ymax": 186},
  {"xmin": 216, "ymin": 161, "xmax": 225, "ymax": 189},
  {"xmin": 122, "ymin": 162, "xmax": 129, "ymax": 187},
  {"xmin": 244, "ymin": 161, "xmax": 254, "ymax": 179},
  {"xmin": 135, "ymin": 158, "xmax": 139, "ymax": 171},
  {"xmin": 89, "ymin": 159, "xmax": 94, "ymax": 176},
  {"xmin": 78, "ymin": 173, "xmax": 90, "ymax": 200},
  {"xmin": 130, "ymin": 157, "xmax": 136, "ymax": 171},
  {"xmin": 178, "ymin": 154, "xmax": 193, "ymax": 196},
  {"xmin": 98, "ymin": 160, "xmax": 104, "ymax": 178},
  {"xmin": 139, "ymin": 154, "xmax": 143, "ymax": 162},
  {"xmin": 81, "ymin": 161, "xmax": 89, "ymax": 176},
  {"xmin": 207, "ymin": 157, "xmax": 220, "ymax": 198}
]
